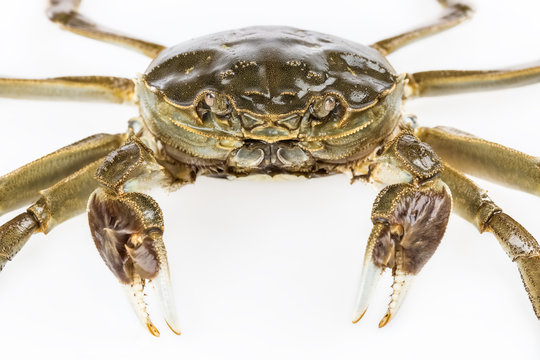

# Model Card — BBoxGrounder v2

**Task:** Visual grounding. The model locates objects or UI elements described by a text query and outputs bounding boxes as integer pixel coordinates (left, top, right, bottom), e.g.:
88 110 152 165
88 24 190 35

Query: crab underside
0 0 539 336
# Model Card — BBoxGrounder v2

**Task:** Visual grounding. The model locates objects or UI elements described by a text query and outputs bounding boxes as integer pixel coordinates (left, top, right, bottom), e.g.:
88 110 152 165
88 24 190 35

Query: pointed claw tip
166 321 181 336
147 322 161 337
378 313 391 328
352 308 368 324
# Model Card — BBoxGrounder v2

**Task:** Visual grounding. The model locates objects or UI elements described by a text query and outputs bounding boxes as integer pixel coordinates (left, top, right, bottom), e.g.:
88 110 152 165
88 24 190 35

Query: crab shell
136 26 405 175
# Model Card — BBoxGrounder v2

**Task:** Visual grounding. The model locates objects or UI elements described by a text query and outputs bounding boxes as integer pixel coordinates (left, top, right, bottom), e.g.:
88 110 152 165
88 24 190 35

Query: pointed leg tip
166 321 181 336
378 313 391 328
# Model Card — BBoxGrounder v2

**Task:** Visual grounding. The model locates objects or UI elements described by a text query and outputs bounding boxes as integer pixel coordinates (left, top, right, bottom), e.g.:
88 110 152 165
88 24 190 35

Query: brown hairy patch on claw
88 191 160 284
371 224 395 269
371 184 451 275
391 189 451 274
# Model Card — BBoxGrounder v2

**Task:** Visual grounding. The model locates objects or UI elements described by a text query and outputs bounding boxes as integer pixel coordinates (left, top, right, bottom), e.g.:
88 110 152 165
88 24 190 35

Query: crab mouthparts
226 141 315 172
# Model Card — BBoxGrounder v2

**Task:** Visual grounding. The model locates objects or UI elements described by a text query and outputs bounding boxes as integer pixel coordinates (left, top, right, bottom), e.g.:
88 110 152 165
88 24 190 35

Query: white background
0 0 539 359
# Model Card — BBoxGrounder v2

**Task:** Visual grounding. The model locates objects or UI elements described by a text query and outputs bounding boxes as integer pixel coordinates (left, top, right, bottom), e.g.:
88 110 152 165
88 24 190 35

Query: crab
0 0 539 338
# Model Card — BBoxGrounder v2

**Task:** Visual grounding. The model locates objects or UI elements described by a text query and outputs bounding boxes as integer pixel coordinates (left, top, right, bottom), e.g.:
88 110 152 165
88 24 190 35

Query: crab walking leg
0 158 104 271
406 63 540 97
417 126 540 196
47 0 166 58
0 133 125 216
370 1 472 56
440 165 540 318
87 137 189 336
0 77 136 104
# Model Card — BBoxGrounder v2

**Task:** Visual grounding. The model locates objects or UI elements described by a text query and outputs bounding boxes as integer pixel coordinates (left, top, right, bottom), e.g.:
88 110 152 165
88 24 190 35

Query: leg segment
371 1 473 56
0 133 125 216
0 213 38 271
0 158 103 271
440 165 540 317
87 137 191 336
0 76 136 104
406 63 540 97
47 0 166 58
417 126 540 196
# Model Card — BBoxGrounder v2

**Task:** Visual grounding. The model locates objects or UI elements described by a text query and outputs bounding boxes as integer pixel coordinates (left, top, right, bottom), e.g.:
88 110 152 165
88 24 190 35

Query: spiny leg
370 1 473 56
416 126 540 196
47 0 166 58
0 158 104 270
0 133 125 216
0 76 136 104
406 63 540 97
440 165 540 317
87 136 194 336
351 132 452 326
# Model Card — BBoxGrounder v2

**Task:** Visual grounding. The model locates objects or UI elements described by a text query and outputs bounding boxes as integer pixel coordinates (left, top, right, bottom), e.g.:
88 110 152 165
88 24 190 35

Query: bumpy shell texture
145 26 397 115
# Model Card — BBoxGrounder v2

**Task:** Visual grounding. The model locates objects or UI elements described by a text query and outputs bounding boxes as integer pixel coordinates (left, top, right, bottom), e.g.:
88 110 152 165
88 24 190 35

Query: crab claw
151 234 181 335
352 223 387 323
88 189 181 336
353 181 451 326
123 273 161 336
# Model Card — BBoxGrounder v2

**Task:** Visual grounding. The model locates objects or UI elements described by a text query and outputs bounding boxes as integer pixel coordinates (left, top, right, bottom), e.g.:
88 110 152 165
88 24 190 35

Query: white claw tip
353 261 384 326
166 321 181 336
153 266 182 336
352 308 368 324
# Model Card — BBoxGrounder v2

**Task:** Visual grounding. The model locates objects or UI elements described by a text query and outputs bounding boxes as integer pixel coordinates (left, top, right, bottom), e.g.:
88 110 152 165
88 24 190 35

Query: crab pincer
353 180 452 327
85 138 182 336
88 189 180 336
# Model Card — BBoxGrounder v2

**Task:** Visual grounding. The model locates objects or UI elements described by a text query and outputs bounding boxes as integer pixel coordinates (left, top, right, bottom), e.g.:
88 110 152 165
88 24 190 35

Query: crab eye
202 91 232 116
312 95 338 119
197 92 234 122
324 96 336 112
204 92 216 107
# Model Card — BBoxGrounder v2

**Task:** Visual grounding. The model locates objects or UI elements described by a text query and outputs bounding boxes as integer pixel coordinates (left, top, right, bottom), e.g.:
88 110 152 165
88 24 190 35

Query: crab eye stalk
311 95 338 119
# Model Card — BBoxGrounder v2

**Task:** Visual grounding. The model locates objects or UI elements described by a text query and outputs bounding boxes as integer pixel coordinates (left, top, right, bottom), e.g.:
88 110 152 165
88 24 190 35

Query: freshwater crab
0 0 539 337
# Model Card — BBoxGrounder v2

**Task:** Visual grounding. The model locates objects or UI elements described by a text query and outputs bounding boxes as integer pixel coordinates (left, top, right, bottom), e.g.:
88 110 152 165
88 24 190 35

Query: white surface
0 0 539 359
